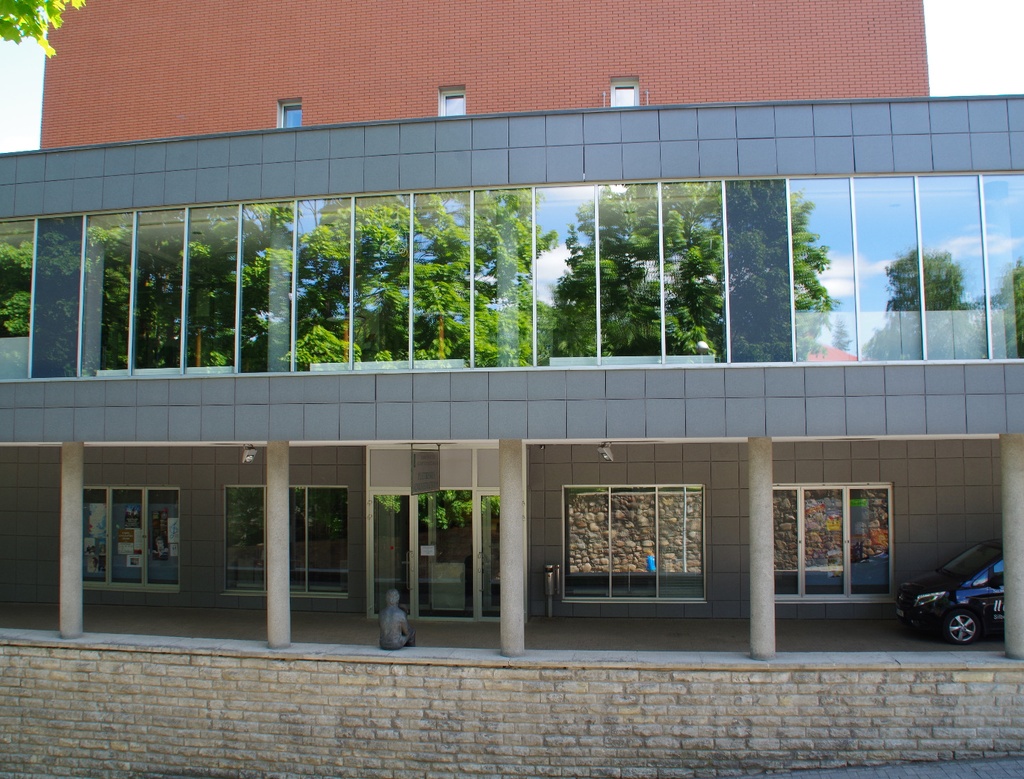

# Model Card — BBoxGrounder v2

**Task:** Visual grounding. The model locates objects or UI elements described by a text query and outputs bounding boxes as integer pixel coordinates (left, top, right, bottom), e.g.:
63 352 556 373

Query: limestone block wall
0 635 1022 779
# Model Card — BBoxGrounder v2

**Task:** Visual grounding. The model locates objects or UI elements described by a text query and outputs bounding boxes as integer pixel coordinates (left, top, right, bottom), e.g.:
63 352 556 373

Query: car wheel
941 609 980 645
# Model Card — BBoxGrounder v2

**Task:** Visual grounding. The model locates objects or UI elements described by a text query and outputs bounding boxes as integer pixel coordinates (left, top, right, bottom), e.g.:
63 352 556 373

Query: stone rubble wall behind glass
566 490 702 575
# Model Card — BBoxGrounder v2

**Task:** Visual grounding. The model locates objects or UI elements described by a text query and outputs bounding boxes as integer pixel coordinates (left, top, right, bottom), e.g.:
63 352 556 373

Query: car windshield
939 542 1002 580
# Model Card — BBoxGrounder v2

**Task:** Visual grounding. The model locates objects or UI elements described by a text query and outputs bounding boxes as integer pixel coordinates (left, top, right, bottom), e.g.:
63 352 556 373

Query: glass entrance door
371 490 500 619
417 490 473 617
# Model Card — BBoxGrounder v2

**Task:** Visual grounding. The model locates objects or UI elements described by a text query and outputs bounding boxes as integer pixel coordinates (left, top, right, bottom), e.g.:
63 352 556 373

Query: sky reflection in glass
791 179 856 361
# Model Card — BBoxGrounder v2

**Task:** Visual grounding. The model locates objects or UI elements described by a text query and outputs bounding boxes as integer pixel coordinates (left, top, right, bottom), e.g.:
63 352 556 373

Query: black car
895 540 1004 645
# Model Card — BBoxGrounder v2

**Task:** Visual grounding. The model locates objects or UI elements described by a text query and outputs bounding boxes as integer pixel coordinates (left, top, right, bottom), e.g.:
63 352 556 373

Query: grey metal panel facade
1 96 1023 447
0 362 1019 445
5 96 1024 219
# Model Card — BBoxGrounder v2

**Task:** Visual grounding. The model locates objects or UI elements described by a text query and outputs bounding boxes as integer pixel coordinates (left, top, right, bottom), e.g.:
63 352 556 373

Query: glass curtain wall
83 213 133 375
0 220 33 379
918 177 987 360
984 176 1024 358
134 210 184 372
32 216 82 378
7 174 1024 378
353 195 410 367
413 192 471 368
295 199 352 371
790 179 856 361
662 181 726 361
186 205 238 372
725 180 792 362
598 184 661 362
473 189 534 367
536 186 595 365
241 203 295 372
855 178 922 361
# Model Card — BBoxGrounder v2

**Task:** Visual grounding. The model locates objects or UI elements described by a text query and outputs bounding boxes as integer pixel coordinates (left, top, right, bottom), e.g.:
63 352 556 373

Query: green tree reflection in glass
187 206 238 370
870 247 976 360
984 176 1024 359
134 210 184 371
0 220 34 379
663 181 725 360
473 189 537 368
413 192 471 367
295 199 354 371
353 195 410 366
725 180 794 363
241 203 295 373
994 261 1024 359
83 213 132 375
597 184 661 360
536 186 594 366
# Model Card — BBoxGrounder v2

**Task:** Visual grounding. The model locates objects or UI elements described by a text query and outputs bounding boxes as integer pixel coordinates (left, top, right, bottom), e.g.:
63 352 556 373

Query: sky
1 0 1024 155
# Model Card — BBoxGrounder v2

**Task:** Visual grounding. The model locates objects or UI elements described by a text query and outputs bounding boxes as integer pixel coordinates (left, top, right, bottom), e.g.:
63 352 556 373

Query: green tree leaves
1 0 85 55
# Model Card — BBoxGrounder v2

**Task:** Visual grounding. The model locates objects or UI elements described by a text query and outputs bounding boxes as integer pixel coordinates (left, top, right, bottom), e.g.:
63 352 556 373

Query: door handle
406 550 414 591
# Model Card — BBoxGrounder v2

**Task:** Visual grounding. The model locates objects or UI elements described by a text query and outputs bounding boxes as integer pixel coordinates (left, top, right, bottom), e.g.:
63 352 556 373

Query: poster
84 537 106 573
85 503 107 538
123 505 141 529
151 509 169 559
118 528 141 555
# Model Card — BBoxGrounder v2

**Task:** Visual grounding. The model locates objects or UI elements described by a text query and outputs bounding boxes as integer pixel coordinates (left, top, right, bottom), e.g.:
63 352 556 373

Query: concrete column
60 442 85 639
748 437 776 660
1001 434 1024 660
266 441 291 649
499 439 525 657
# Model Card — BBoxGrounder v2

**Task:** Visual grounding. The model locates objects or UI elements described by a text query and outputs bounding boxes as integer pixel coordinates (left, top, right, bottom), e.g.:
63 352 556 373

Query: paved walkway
734 756 1024 778
0 602 1007 653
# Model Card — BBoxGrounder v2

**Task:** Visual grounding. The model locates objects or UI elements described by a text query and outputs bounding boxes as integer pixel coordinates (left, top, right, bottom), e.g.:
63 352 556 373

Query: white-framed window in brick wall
610 78 640 107
773 484 892 600
439 87 466 116
278 100 302 128
563 485 705 600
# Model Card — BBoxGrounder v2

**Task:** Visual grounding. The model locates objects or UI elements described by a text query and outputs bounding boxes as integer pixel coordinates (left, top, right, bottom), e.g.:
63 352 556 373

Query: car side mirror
990 572 1003 588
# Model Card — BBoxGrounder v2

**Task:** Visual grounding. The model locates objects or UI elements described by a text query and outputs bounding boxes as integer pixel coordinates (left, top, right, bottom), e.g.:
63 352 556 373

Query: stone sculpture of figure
379 589 416 650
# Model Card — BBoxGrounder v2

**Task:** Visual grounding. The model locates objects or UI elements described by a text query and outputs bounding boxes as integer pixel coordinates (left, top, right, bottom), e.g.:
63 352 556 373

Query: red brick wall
41 0 928 149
